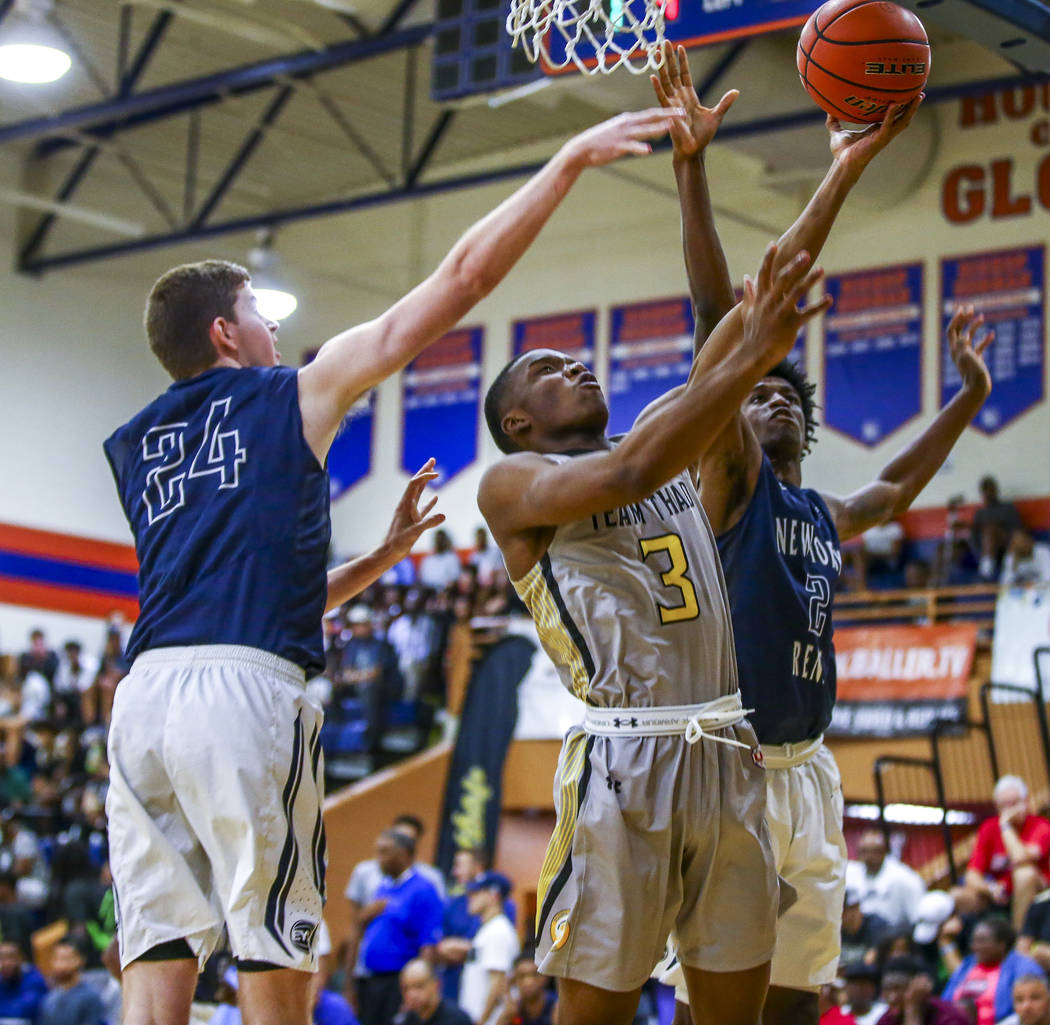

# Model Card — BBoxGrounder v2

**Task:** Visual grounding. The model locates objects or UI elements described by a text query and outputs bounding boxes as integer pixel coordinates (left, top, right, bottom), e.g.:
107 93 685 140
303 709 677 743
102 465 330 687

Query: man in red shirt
960 776 1050 930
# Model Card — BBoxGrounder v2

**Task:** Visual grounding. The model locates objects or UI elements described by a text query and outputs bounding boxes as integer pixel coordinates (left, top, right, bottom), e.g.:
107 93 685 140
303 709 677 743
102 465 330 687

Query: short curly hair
765 357 819 455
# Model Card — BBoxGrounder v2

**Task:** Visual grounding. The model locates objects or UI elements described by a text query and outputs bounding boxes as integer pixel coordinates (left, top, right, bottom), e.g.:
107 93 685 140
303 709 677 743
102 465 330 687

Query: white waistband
133 645 305 685
760 735 824 770
583 694 753 750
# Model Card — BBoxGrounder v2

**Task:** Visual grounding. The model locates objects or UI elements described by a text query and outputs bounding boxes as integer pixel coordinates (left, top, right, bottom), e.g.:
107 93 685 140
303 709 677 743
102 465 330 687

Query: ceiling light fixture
248 229 298 322
0 0 72 84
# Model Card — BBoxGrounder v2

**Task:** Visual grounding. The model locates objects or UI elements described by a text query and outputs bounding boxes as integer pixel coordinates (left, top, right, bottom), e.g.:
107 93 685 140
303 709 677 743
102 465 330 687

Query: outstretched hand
828 94 922 175
565 106 687 168
384 458 445 557
650 40 738 159
946 304 993 399
741 242 831 365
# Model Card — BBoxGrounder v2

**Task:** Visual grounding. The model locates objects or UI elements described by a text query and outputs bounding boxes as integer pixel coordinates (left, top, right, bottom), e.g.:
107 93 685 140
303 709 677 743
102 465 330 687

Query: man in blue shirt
0 940 48 1024
359 830 443 1025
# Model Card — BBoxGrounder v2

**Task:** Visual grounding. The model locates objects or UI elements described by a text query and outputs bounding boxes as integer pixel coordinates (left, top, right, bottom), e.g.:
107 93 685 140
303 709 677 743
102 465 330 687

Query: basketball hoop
506 0 667 75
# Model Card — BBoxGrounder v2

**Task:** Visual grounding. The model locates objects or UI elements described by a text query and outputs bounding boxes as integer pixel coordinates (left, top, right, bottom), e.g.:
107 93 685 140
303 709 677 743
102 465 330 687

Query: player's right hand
741 241 831 365
650 40 738 159
564 107 686 168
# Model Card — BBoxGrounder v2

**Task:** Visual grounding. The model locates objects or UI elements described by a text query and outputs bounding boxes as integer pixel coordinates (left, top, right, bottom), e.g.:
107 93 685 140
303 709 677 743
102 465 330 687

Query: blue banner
328 390 375 500
608 297 694 437
512 309 596 364
402 326 483 485
823 263 924 447
940 246 1045 434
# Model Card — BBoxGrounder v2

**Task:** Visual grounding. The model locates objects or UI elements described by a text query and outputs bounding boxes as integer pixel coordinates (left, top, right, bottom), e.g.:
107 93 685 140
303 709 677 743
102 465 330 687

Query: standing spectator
439 847 489 1003
1000 531 1050 588
37 938 104 1025
843 962 889 1025
0 812 48 909
357 830 443 1025
18 630 57 687
458 872 518 1025
972 476 1022 580
847 831 928 929
960 777 1050 930
843 886 892 966
386 590 442 702
0 939 48 1024
470 528 505 589
497 953 555 1025
51 642 97 724
338 606 405 753
1019 891 1050 972
419 530 462 592
876 957 969 1025
88 629 127 726
943 918 1044 1025
396 958 471 1025
0 873 36 958
912 891 960 981
1001 974 1050 1025
17 671 50 725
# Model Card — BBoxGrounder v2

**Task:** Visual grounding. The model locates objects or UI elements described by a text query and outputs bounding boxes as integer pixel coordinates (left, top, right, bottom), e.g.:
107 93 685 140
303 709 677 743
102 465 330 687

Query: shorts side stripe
535 733 593 939
308 722 326 899
264 711 305 956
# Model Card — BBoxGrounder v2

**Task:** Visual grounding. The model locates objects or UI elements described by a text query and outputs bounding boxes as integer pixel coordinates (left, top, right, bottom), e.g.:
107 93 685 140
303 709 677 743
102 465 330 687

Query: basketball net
506 0 667 75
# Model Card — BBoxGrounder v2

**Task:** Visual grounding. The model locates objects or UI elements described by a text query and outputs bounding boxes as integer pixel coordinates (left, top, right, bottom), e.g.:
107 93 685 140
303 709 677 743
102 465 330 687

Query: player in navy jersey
103 106 686 1025
652 44 993 1025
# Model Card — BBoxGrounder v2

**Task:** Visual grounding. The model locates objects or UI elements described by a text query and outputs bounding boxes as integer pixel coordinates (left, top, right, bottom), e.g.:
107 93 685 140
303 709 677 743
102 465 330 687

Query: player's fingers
712 89 739 122
419 495 439 518
756 241 778 294
826 114 842 134
742 275 756 307
666 40 682 89
975 330 995 356
651 74 671 108
678 45 694 90
411 457 437 477
417 512 446 534
773 249 812 297
788 264 825 304
797 292 834 324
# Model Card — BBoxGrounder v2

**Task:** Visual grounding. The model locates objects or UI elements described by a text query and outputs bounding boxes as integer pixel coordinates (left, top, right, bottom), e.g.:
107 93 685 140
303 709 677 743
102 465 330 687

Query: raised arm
324 460 444 613
298 108 685 461
822 306 993 542
481 244 830 576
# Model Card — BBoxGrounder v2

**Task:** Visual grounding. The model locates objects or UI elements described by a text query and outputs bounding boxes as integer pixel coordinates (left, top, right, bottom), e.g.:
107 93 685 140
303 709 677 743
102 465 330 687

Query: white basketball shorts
106 645 326 972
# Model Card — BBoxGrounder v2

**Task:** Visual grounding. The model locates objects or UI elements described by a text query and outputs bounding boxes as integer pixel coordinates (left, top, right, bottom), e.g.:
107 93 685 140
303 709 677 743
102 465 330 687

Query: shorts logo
751 746 765 768
550 909 571 951
290 920 318 954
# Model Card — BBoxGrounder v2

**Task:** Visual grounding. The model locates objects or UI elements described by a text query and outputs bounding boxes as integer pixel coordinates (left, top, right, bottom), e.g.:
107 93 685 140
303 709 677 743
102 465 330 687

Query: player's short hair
979 915 1015 949
485 355 528 454
1015 974 1049 992
765 358 819 455
393 813 424 838
145 260 250 381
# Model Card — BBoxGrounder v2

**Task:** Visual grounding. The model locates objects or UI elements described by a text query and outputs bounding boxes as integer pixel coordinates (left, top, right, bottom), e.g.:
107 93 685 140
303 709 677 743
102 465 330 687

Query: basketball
796 0 930 123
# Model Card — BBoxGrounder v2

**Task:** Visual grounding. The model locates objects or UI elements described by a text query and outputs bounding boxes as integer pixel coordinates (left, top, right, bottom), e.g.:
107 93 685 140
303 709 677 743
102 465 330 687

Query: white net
506 0 667 76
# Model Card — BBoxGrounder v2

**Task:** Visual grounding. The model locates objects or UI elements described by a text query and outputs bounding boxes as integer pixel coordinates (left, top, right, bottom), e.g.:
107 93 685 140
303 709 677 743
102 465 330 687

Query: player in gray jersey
479 241 831 1025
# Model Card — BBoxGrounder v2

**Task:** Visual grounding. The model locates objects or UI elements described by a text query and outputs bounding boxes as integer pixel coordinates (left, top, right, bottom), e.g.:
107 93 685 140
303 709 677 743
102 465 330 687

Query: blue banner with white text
402 326 483 484
608 297 694 437
940 246 1045 434
823 263 924 446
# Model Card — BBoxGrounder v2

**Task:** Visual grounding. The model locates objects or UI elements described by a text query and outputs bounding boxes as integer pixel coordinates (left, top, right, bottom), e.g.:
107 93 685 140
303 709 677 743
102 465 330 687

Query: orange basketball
796 0 930 123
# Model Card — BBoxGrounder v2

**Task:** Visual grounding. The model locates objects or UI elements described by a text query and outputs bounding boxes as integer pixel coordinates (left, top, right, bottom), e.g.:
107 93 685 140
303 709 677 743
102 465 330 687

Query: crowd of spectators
840 476 1050 594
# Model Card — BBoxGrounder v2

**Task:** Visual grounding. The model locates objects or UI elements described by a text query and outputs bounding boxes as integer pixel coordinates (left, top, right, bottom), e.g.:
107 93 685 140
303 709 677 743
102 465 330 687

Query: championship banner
302 348 373 499
828 623 978 737
328 390 375 500
608 297 694 436
941 246 1045 433
991 584 1050 692
401 326 483 485
823 263 923 446
512 309 596 364
436 634 534 874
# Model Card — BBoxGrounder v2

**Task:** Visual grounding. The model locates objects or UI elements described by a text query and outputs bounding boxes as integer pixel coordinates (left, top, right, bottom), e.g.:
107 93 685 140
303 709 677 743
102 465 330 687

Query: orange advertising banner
830 624 978 737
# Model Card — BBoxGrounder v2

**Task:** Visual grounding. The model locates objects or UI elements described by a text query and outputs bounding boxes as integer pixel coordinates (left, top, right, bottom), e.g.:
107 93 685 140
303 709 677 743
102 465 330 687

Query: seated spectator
0 873 36 959
89 629 127 726
843 961 889 1025
387 590 442 703
1019 890 1050 972
1001 531 1050 588
847 831 927 929
0 939 48 1024
17 671 50 725
470 527 505 589
37 937 104 1025
1001 974 1050 1025
0 812 48 910
843 886 892 966
959 776 1050 930
877 956 969 1025
51 642 96 724
419 530 462 592
972 477 1022 580
396 958 471 1025
458 872 519 1025
860 520 907 588
913 891 960 981
497 953 555 1025
943 917 1044 1025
